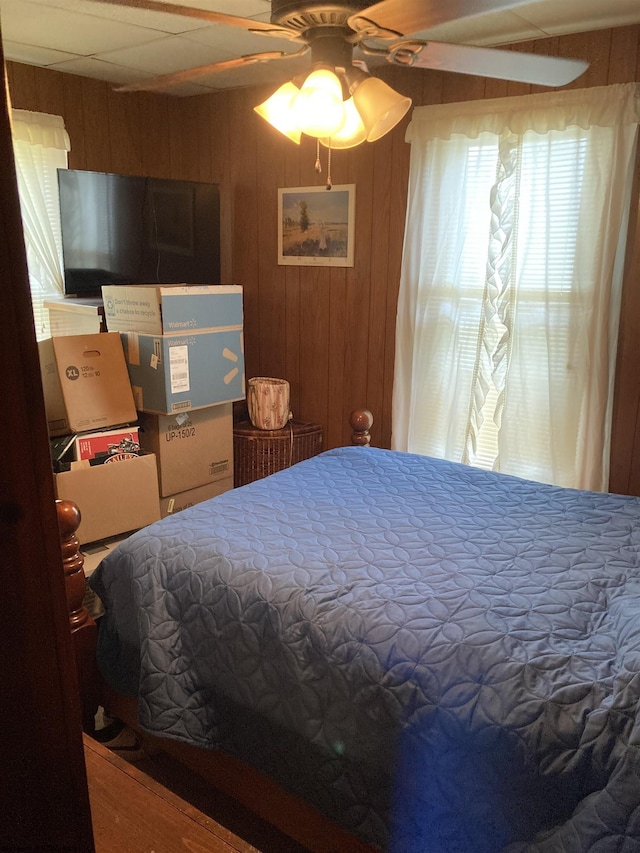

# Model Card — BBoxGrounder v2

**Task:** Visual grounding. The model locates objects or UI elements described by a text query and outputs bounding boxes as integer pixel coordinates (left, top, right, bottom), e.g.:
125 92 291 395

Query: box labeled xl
39 332 137 436
121 329 245 415
138 403 233 496
102 284 243 335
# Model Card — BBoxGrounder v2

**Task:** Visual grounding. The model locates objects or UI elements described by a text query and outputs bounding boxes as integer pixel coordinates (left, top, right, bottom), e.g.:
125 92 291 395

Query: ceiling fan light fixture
253 81 302 144
351 76 412 142
320 97 367 149
291 68 346 138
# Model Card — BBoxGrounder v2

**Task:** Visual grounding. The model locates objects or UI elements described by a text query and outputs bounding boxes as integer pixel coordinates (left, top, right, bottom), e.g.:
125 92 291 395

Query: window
10 110 70 340
393 83 639 491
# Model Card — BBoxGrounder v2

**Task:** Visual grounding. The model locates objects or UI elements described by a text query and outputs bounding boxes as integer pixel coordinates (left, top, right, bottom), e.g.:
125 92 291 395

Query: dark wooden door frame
0 38 95 851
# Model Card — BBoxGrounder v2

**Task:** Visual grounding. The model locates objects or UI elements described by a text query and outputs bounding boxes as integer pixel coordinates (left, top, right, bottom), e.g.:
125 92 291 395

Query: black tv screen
57 169 220 298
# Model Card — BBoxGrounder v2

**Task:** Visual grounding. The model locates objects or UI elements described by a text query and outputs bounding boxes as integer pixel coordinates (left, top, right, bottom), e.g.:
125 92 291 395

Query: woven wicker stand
233 419 323 486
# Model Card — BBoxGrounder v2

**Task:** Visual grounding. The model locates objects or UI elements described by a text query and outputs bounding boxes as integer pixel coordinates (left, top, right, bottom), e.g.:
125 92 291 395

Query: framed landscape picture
278 184 355 267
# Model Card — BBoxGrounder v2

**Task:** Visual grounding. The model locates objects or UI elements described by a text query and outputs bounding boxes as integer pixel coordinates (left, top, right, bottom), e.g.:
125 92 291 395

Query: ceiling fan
85 0 589 151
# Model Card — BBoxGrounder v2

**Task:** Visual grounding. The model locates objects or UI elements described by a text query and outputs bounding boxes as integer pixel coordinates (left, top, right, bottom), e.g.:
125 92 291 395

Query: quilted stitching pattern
90 447 640 851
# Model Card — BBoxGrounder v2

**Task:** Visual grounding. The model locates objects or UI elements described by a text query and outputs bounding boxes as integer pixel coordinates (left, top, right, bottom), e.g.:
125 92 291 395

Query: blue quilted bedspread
89 446 640 851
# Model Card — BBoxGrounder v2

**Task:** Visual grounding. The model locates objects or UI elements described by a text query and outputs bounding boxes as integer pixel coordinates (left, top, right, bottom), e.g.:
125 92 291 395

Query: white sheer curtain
11 109 70 340
393 83 639 491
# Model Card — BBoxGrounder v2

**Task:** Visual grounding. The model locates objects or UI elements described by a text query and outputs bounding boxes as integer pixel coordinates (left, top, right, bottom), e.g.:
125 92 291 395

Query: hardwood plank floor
85 734 259 852
86 732 308 853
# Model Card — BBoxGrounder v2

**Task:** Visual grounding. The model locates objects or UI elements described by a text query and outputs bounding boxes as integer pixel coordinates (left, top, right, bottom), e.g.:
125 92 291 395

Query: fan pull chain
313 139 332 190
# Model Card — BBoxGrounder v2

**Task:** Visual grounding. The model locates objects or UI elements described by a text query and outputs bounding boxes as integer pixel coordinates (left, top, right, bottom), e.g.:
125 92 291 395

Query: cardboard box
39 332 137 436
74 427 140 461
138 404 233 497
160 477 233 518
102 284 243 335
121 328 245 415
54 453 161 544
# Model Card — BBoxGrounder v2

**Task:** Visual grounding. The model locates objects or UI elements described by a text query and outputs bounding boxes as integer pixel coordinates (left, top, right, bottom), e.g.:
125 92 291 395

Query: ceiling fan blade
115 48 308 94
349 0 549 38
389 40 588 87
84 0 296 38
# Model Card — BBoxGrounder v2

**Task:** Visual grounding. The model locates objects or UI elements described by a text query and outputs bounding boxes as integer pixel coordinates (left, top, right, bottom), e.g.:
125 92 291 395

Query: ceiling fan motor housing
270 1 372 33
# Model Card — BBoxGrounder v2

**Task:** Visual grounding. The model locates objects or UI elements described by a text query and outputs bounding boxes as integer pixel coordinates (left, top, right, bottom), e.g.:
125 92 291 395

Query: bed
63 410 640 852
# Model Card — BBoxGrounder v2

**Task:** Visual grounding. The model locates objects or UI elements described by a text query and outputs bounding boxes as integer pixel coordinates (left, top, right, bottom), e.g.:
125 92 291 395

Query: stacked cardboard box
137 405 234 517
102 284 244 516
102 284 244 414
39 332 161 544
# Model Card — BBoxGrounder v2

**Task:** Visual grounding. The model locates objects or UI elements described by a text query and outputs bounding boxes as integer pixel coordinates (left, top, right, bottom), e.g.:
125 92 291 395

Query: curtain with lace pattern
393 83 639 491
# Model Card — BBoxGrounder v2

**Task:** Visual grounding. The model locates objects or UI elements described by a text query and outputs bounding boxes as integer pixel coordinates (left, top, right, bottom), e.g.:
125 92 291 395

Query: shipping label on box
122 329 245 415
138 404 233 496
160 477 233 518
75 427 140 461
38 332 137 436
102 284 243 335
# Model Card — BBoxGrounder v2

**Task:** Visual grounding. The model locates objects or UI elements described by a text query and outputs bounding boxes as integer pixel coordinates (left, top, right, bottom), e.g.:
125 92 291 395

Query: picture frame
278 184 356 267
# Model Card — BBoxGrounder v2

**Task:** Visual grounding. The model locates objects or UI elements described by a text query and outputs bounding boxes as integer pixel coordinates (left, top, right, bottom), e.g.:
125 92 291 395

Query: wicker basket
233 419 323 486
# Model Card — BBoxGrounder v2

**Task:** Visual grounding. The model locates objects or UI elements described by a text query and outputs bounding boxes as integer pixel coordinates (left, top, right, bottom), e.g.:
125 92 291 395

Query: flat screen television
57 168 220 298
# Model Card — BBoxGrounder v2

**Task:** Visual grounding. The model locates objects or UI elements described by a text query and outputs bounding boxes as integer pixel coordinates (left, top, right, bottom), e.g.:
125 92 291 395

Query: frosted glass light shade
320 97 367 149
352 77 412 142
292 69 346 138
254 81 302 143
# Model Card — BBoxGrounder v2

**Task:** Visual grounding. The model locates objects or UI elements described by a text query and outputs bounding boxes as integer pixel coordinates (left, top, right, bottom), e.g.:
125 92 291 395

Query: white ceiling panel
513 0 640 36
0 1 161 55
18 0 211 35
1 38 76 67
410 11 547 49
180 23 298 56
0 0 637 96
94 34 236 75
46 55 157 85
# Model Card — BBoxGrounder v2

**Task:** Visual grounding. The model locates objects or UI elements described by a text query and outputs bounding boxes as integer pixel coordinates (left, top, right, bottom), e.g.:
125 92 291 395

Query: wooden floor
85 735 257 852
85 733 308 853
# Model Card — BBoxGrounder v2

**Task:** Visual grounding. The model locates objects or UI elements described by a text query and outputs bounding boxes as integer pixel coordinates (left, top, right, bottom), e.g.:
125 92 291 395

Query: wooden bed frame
57 409 377 853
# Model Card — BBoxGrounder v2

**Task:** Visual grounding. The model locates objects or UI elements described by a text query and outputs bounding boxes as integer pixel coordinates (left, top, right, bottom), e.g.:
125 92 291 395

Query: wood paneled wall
7 24 640 490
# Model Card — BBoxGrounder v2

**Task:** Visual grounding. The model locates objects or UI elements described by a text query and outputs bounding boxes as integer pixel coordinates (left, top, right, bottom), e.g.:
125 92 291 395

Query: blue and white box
102 284 243 335
121 328 245 415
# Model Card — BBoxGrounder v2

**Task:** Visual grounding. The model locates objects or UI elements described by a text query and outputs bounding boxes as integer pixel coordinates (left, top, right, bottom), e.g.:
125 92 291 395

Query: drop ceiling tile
181 24 299 56
36 0 272 32
515 0 640 35
46 56 155 85
94 34 234 75
1 38 75 67
158 0 272 16
2 0 197 35
0 1 165 54
408 11 546 48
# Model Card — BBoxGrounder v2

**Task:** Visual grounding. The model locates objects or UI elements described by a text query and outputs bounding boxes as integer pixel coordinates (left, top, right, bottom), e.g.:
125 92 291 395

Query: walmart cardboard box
54 453 161 545
39 332 137 436
102 284 243 335
159 477 233 518
138 403 233 497
120 328 245 415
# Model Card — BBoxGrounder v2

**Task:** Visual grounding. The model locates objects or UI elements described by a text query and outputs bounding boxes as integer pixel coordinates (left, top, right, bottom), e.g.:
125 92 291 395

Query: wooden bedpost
350 409 373 446
56 499 100 733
